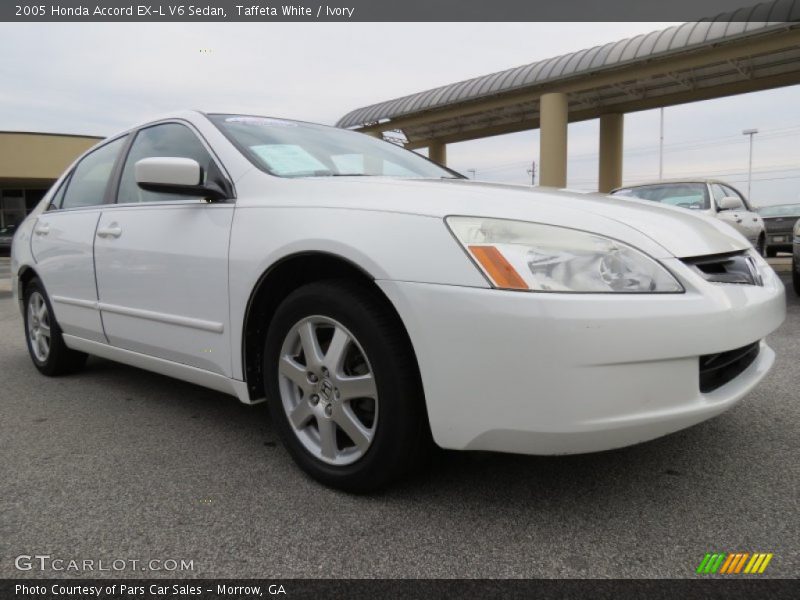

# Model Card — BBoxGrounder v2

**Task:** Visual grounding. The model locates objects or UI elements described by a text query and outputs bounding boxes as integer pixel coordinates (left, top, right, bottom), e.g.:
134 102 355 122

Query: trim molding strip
52 295 224 333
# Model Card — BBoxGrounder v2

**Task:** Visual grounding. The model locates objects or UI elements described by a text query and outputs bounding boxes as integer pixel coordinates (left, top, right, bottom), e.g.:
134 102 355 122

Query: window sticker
331 154 363 174
251 144 329 175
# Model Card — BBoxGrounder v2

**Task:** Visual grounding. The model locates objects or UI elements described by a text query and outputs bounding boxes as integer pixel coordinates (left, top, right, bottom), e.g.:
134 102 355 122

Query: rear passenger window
61 136 127 209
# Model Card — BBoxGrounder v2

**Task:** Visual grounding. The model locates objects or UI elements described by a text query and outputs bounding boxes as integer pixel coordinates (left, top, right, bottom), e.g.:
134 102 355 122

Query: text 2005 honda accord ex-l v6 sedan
11 111 786 491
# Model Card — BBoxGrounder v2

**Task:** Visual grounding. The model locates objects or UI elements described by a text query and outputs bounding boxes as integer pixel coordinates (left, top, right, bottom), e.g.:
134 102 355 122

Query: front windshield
614 183 709 210
758 203 800 217
209 114 460 179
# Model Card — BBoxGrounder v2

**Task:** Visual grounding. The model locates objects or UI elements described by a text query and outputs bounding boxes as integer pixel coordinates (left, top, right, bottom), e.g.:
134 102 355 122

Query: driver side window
712 183 744 210
710 184 727 205
722 185 747 208
117 123 215 204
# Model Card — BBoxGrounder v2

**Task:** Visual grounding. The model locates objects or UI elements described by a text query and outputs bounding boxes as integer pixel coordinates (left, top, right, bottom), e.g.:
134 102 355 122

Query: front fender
227 206 487 379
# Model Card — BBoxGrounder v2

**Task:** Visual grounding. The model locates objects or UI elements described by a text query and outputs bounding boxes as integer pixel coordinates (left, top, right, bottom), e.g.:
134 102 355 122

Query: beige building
0 131 102 228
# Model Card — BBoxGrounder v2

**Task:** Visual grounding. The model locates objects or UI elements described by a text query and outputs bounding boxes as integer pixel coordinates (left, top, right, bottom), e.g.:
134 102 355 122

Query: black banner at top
3 0 800 22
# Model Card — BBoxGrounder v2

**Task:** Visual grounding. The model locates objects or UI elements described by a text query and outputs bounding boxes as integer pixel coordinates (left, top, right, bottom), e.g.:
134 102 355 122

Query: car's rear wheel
793 259 800 296
766 246 777 258
23 277 88 375
263 279 428 492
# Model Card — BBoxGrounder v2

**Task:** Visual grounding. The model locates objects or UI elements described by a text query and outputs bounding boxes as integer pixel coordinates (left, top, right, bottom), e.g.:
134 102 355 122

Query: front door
711 183 757 244
93 122 235 376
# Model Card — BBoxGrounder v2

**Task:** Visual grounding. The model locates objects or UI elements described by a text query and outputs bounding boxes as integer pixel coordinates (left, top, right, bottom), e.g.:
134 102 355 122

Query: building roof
337 0 800 147
0 130 104 140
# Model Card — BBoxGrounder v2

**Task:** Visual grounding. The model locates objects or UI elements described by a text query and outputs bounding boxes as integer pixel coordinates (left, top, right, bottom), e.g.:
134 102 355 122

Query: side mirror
718 196 744 211
135 157 228 201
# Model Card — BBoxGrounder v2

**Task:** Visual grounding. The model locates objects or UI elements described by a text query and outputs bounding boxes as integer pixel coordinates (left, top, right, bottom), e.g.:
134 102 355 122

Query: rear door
29 136 128 342
93 122 235 376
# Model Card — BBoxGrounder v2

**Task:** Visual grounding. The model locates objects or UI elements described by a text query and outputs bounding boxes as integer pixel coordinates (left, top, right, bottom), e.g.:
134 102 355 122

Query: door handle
735 218 743 224
97 225 122 238
34 223 50 236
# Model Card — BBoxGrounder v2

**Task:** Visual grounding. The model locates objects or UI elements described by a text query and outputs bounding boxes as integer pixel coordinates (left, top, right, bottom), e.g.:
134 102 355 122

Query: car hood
277 177 751 259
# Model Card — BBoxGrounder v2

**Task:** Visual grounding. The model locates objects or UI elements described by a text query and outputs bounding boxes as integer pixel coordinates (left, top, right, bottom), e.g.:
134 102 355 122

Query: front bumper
378 257 785 455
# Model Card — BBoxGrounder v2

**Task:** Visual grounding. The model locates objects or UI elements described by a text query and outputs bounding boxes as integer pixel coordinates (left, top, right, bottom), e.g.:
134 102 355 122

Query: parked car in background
0 223 18 255
757 203 800 257
793 219 800 295
10 111 786 491
611 180 766 255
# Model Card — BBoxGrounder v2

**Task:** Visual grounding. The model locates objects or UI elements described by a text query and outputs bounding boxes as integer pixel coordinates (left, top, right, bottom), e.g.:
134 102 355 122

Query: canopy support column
429 141 447 166
598 113 624 193
539 93 568 188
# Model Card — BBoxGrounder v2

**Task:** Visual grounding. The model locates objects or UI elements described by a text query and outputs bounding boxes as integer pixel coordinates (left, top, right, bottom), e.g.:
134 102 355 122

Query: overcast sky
1 22 798 206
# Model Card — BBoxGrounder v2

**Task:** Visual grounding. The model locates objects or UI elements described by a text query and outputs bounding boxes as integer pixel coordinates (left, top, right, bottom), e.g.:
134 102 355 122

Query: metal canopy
336 0 800 148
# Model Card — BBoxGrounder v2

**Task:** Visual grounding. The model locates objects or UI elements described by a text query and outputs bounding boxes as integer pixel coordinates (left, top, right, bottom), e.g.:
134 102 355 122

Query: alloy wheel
277 316 379 466
27 291 51 362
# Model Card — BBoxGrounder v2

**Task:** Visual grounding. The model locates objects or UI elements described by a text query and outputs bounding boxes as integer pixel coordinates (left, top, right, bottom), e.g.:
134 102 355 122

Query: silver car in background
611 179 766 256
757 203 800 257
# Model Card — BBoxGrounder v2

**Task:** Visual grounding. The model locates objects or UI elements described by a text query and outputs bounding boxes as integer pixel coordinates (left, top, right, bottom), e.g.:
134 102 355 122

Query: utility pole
742 128 758 200
467 168 476 180
527 160 536 186
658 108 664 180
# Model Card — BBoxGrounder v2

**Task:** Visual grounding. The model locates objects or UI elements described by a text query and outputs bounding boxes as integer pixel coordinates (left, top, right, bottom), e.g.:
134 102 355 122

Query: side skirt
62 335 261 405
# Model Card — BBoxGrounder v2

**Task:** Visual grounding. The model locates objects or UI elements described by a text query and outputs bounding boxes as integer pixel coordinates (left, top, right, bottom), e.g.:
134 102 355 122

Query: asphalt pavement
0 265 798 578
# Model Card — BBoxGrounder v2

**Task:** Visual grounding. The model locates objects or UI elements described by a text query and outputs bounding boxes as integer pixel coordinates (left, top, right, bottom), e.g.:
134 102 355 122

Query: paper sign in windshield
251 144 328 175
227 116 297 127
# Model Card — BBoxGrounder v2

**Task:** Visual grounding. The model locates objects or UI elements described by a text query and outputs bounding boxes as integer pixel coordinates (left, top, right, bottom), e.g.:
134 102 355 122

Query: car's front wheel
756 235 766 257
263 280 428 492
23 277 87 375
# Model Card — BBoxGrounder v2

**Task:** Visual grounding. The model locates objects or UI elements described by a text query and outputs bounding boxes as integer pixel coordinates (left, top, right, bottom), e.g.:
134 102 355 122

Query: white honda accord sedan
11 111 785 491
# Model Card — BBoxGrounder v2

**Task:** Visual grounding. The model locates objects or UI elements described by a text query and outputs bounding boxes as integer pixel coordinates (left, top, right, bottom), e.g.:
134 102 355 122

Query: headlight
446 216 683 293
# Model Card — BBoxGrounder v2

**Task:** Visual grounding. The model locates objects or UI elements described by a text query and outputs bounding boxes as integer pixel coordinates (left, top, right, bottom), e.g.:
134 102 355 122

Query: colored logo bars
696 552 774 574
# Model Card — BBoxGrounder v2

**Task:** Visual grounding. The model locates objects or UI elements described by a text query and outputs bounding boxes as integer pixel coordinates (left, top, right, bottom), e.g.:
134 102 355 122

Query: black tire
263 279 429 492
23 277 88 376
793 261 800 296
766 246 777 258
756 236 766 257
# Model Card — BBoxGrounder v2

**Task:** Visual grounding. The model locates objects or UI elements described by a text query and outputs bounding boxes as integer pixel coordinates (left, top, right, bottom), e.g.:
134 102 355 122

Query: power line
464 122 800 174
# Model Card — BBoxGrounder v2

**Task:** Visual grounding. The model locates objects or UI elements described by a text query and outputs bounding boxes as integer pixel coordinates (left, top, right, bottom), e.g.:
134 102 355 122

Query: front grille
699 342 760 393
683 251 763 286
